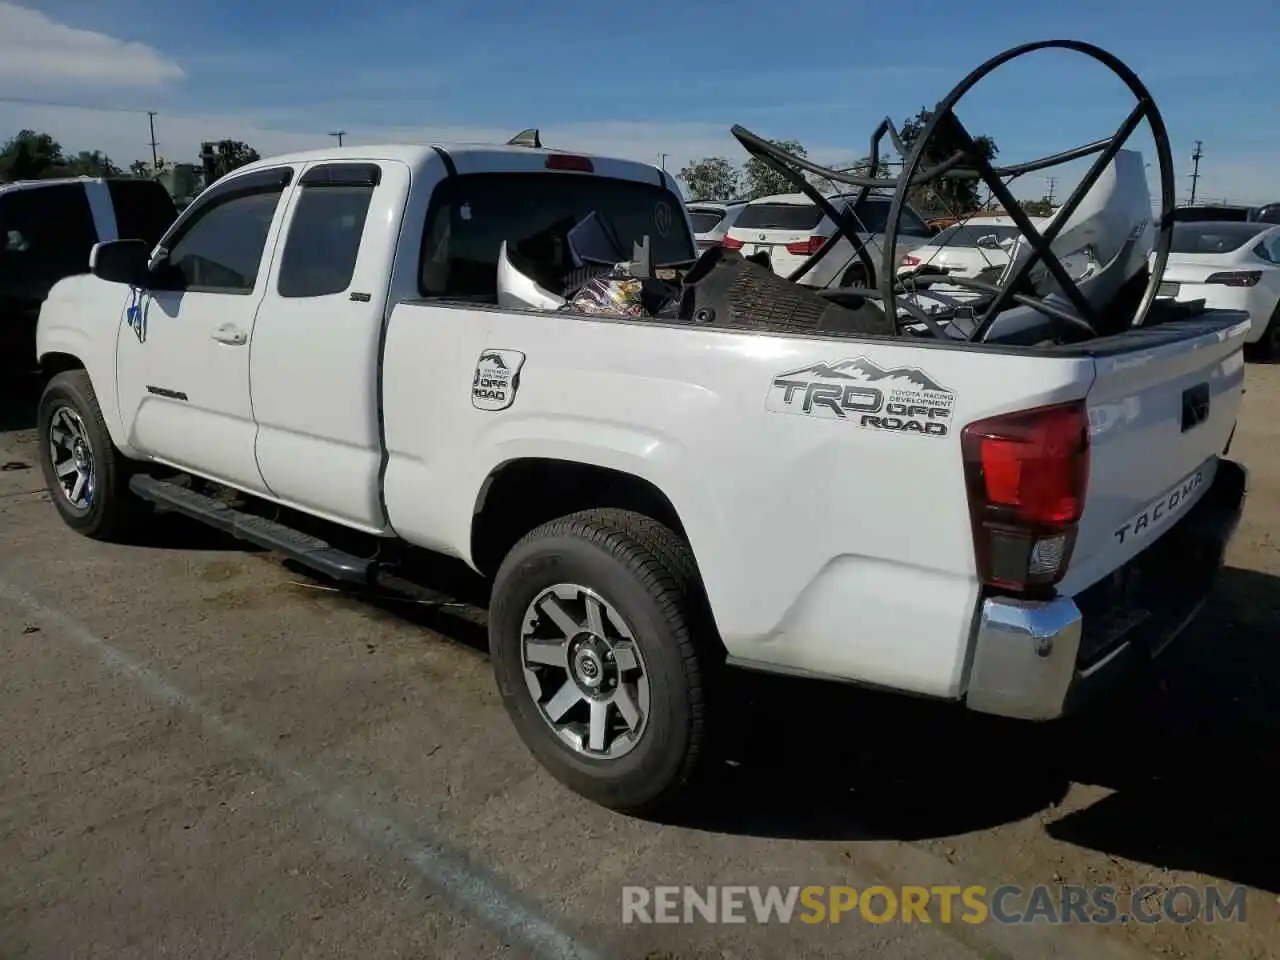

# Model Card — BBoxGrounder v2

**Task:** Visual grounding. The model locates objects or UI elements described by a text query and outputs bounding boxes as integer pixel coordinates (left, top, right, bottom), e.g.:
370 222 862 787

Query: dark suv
1 177 178 371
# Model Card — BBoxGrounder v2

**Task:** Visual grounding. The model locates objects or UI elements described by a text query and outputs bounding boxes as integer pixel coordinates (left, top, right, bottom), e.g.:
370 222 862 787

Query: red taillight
900 254 921 267
545 153 594 172
960 401 1090 594
722 235 745 250
1204 270 1261 287
784 236 826 256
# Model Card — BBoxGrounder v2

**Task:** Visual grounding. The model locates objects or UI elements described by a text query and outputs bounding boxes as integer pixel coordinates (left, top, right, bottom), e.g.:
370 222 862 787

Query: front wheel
37 369 145 540
488 509 713 813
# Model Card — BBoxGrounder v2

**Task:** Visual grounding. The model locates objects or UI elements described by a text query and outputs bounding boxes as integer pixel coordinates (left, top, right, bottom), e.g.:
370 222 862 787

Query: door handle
211 324 247 345
1181 382 1210 432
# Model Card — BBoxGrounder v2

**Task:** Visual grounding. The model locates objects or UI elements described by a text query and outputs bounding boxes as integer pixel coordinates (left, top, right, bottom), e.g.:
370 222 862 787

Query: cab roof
230 142 674 189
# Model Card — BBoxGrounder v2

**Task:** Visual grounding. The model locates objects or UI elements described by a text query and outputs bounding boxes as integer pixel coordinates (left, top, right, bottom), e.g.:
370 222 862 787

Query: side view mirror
976 234 1001 250
90 239 151 286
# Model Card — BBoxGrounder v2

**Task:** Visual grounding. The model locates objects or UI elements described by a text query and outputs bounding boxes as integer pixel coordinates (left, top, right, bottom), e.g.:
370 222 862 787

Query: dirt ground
1 358 1278 960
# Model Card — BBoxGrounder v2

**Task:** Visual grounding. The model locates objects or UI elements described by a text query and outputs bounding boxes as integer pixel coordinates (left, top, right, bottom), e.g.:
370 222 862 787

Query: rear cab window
418 172 694 300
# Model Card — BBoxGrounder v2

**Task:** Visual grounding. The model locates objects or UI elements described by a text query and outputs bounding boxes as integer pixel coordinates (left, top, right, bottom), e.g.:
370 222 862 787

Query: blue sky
2 0 1277 203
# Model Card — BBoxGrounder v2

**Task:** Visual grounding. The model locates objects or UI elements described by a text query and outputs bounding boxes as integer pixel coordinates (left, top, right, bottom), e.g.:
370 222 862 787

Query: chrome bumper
965 596 1084 720
964 458 1248 722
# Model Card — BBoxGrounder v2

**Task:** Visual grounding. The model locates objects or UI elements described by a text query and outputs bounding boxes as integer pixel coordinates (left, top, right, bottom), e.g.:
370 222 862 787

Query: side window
0 184 98 278
161 189 282 294
898 206 933 237
106 180 179 247
1267 235 1280 263
276 172 376 298
850 199 890 234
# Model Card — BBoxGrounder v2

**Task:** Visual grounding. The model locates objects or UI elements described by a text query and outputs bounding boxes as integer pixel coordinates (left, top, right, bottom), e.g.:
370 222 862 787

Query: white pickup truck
34 141 1249 813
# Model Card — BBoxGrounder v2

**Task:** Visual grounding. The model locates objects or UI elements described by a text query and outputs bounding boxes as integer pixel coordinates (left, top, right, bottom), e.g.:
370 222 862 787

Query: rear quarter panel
382 305 1096 699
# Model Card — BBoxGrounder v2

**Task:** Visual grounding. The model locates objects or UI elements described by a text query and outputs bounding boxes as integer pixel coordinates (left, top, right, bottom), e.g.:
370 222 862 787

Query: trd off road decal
472 349 526 411
766 356 956 437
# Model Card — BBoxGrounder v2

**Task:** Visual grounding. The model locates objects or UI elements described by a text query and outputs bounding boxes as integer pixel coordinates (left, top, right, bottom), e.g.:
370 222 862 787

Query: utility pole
146 111 159 169
329 130 346 146
1045 176 1058 205
1189 140 1203 205
659 153 667 171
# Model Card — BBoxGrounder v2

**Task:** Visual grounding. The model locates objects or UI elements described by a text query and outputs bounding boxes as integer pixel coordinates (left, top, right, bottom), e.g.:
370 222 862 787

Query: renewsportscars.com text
621 884 1248 926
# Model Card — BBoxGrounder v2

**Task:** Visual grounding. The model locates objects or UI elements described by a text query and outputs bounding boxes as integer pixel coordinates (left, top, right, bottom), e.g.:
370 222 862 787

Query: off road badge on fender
766 356 956 437
472 349 526 411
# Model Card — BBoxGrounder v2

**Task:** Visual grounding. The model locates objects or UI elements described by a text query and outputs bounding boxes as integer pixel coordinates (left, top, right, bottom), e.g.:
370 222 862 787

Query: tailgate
1060 314 1250 595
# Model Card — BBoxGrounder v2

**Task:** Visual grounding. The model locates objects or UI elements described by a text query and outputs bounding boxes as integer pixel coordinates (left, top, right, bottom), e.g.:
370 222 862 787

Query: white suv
723 192 934 288
687 200 747 252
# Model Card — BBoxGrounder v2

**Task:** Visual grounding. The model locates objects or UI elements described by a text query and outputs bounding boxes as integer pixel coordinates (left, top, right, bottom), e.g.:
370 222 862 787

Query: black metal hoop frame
729 39 1176 342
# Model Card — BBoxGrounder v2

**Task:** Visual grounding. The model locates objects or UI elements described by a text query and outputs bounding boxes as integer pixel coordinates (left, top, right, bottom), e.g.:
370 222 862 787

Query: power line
1189 140 1203 205
0 94 152 115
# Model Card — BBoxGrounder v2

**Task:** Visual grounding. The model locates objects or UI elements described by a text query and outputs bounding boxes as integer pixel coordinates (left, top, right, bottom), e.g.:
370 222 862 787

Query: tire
489 509 713 813
37 369 145 540
1253 302 1280 361
840 263 871 289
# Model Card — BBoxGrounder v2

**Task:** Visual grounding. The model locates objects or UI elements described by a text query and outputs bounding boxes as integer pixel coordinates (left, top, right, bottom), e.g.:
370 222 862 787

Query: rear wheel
1254 301 1280 360
488 509 712 813
37 370 145 540
840 263 872 289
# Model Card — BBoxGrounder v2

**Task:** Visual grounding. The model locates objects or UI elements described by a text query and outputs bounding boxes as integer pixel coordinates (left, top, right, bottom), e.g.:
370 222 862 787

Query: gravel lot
1 361 1277 960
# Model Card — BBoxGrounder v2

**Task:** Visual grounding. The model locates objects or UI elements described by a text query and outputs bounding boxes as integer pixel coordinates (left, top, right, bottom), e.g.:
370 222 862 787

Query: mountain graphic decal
776 357 949 393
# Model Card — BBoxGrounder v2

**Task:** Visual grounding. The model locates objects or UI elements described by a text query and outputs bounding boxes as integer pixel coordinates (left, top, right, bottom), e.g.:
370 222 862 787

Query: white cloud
0 1 184 88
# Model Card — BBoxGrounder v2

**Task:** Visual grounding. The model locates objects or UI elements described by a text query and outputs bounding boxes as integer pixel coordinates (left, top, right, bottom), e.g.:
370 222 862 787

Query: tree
741 138 807 200
1019 197 1056 217
201 140 260 181
65 150 122 178
678 157 739 201
0 129 64 181
898 108 998 215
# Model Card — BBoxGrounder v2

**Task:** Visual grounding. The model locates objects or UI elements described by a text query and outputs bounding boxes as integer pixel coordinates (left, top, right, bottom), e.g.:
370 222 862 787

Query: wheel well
40 352 85 383
471 458 688 576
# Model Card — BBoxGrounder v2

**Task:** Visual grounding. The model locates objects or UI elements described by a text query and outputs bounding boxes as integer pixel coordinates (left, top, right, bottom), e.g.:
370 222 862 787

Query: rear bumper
964 458 1248 721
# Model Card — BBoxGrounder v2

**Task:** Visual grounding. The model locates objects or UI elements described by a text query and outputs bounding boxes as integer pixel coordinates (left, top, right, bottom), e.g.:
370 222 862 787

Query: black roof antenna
507 128 542 148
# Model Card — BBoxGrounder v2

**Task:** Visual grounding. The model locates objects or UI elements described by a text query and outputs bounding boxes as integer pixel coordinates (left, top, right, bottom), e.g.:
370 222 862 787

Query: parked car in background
687 200 746 252
896 216 1051 280
1249 202 1280 225
722 192 934 289
1 177 178 371
1155 220 1280 358
1173 202 1280 225
1174 203 1251 223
